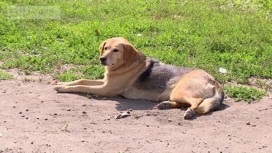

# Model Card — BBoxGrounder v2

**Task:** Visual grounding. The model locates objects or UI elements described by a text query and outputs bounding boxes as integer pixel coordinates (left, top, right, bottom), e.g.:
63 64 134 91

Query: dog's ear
99 40 107 56
123 43 138 64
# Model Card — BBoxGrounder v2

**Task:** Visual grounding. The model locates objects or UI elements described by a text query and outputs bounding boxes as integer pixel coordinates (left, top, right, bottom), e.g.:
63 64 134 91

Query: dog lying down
54 37 224 119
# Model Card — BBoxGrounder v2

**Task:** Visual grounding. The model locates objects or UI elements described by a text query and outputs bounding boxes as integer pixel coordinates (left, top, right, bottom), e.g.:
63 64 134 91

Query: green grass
0 70 13 80
0 0 271 101
224 85 268 103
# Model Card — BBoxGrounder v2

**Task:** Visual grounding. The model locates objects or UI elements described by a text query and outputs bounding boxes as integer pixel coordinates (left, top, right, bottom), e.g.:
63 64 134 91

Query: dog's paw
155 101 170 110
51 80 66 85
53 85 67 93
183 108 196 120
56 82 65 85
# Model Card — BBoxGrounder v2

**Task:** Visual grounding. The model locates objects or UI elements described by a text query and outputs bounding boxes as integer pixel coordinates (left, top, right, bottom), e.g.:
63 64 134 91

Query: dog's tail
196 81 224 114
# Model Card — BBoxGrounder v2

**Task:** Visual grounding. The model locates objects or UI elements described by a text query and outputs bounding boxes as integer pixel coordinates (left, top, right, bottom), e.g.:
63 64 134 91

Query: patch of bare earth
0 69 272 153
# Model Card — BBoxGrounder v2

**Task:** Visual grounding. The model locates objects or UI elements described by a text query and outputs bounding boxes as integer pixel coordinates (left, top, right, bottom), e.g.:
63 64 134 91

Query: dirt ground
0 69 272 153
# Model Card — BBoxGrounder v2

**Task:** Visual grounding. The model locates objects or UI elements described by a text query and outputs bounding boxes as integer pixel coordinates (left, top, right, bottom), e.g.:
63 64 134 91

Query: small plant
63 123 69 131
133 114 142 119
86 93 92 99
22 77 31 82
24 70 31 75
224 85 268 103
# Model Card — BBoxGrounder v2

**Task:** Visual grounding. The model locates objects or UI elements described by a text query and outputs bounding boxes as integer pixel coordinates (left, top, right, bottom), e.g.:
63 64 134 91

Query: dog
54 37 224 119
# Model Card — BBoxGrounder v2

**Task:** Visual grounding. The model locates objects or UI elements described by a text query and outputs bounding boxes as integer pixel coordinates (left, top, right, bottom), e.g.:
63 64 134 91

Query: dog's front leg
63 79 104 86
54 84 118 97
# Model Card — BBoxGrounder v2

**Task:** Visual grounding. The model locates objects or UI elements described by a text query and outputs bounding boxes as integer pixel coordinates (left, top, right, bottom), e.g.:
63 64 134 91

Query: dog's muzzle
100 56 107 65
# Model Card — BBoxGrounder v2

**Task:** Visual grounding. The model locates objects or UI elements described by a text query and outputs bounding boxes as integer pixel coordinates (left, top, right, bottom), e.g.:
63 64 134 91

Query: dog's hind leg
173 97 204 120
156 101 190 110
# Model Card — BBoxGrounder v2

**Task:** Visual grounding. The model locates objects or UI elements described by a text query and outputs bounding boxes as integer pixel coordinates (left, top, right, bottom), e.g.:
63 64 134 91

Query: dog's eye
104 47 107 50
113 49 119 52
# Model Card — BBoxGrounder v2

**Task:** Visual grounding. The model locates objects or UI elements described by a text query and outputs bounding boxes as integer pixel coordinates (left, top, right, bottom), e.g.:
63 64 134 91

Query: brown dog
54 37 224 119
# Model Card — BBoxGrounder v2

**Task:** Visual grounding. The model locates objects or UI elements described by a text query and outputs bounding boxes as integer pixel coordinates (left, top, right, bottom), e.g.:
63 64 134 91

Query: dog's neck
105 54 146 75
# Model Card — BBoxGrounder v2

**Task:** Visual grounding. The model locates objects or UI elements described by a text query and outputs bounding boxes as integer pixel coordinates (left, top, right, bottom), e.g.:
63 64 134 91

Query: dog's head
99 37 141 67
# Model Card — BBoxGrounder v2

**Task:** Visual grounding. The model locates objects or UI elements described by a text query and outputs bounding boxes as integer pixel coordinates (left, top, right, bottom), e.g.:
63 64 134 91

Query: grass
0 0 271 101
224 85 268 103
0 70 13 80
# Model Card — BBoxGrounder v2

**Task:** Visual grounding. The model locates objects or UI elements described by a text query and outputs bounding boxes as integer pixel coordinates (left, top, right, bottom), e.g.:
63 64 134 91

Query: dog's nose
100 56 107 62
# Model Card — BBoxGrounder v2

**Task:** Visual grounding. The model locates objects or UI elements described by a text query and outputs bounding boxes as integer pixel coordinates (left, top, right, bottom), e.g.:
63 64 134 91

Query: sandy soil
0 69 272 153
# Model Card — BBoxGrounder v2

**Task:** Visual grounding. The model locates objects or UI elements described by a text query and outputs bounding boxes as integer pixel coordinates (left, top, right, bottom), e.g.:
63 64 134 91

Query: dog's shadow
73 93 230 117
200 103 230 118
107 96 158 111
73 93 158 111
113 97 230 113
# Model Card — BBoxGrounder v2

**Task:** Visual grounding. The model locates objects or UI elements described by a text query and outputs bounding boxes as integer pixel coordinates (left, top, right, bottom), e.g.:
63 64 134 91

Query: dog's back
134 57 195 93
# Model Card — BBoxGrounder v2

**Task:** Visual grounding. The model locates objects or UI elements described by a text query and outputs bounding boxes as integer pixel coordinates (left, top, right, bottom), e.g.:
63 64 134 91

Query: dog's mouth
100 61 115 66
99 57 116 66
100 61 107 66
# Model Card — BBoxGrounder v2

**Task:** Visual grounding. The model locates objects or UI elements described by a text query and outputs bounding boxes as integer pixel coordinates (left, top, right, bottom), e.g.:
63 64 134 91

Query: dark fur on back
134 57 195 92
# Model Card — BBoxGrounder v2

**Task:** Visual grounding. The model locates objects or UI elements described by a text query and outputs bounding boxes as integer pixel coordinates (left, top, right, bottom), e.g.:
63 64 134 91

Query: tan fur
55 37 146 96
54 37 224 119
